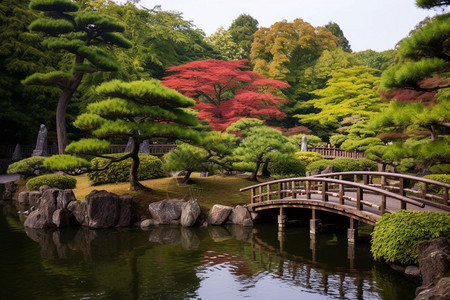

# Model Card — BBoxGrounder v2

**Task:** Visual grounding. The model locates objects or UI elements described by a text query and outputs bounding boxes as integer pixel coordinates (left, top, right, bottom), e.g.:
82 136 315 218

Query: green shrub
430 164 450 174
307 158 360 173
357 158 378 171
87 153 164 184
420 174 450 194
7 156 48 177
26 174 77 191
294 151 323 166
371 210 450 265
268 156 306 177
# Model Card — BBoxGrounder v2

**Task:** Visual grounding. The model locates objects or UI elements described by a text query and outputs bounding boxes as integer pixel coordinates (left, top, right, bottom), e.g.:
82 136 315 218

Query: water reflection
0 204 418 299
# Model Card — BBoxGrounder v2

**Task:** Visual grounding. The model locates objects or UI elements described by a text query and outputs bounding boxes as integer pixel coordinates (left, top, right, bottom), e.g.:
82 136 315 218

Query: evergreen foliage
421 174 450 194
88 153 163 185
24 0 131 154
294 152 323 166
228 14 259 59
7 156 49 177
26 174 76 190
371 210 450 265
268 154 306 178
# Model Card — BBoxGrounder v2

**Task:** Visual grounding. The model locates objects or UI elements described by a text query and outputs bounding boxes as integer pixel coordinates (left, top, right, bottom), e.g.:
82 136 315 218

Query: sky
137 0 445 52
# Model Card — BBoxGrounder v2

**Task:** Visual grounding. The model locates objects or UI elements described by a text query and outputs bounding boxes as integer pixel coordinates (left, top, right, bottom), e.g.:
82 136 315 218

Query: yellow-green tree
296 66 387 134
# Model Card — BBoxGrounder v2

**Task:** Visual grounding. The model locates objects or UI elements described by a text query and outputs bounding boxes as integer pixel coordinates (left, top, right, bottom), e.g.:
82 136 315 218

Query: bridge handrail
240 177 425 211
311 171 449 207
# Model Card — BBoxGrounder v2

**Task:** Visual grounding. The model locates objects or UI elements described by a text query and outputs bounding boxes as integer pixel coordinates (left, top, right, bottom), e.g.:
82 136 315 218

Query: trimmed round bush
357 158 378 171
268 156 306 177
87 153 164 184
420 174 450 195
294 151 323 166
7 156 48 177
430 164 450 174
371 210 450 265
307 158 360 173
26 174 77 191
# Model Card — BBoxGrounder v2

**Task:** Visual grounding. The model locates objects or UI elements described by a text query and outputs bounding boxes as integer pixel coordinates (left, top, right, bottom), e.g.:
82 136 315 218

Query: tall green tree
324 22 351 52
46 79 201 190
354 49 395 72
296 66 387 137
228 14 259 59
23 0 132 154
0 0 62 144
206 27 244 60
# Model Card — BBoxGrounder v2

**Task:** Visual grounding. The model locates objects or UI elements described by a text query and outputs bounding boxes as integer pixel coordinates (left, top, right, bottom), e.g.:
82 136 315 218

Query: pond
0 203 419 300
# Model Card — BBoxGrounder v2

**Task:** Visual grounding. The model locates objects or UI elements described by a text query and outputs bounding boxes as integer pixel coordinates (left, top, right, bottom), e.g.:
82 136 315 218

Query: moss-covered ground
72 173 256 219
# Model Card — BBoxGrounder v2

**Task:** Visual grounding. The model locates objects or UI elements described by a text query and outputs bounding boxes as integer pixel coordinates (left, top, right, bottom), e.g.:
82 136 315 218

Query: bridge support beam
310 208 322 235
278 207 286 229
347 218 358 244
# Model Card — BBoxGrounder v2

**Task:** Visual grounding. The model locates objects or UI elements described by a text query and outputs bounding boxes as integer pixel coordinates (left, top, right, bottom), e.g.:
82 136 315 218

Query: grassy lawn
72 173 256 219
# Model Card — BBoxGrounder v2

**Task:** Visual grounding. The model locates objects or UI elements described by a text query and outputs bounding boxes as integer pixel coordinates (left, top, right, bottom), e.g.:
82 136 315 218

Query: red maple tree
162 59 289 131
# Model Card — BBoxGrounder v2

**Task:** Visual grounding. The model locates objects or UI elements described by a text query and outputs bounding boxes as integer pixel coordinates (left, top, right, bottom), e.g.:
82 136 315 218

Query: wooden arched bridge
240 171 449 242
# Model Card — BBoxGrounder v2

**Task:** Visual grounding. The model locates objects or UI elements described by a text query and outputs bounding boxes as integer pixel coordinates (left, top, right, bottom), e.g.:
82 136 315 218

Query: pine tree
23 0 131 154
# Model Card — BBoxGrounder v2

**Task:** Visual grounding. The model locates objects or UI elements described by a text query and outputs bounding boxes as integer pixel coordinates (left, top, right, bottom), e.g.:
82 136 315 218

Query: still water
0 203 418 300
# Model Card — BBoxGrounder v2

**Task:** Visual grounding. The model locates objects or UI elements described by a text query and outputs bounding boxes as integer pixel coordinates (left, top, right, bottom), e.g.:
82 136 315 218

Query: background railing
308 146 365 159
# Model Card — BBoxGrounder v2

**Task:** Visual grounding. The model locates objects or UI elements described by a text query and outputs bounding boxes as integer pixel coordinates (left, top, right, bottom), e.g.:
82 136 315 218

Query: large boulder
227 205 253 226
148 199 185 224
85 190 121 229
24 188 59 229
416 277 450 300
57 189 76 209
18 191 29 205
117 195 134 227
29 191 42 208
67 200 89 226
180 199 201 227
52 208 78 228
415 237 450 298
207 204 232 225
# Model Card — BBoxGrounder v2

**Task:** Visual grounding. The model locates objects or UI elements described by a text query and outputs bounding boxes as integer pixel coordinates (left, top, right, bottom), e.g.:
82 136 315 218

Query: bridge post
322 181 329 202
347 218 358 244
399 177 406 209
310 209 321 235
443 187 448 206
278 207 286 229
380 176 387 214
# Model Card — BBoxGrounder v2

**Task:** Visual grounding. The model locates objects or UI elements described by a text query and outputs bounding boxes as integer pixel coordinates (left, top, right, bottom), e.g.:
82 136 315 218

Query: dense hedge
7 156 48 177
87 153 164 184
371 210 450 265
268 156 306 177
420 174 450 194
26 174 77 191
294 151 323 166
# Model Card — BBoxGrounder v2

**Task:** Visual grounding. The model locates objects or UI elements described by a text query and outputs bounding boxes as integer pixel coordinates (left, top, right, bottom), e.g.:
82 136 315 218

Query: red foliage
162 59 289 131
281 126 312 136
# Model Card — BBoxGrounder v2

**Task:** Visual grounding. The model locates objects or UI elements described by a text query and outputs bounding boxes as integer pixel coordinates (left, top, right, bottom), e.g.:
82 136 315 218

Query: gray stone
139 139 150 154
67 200 89 226
117 195 134 227
140 219 158 229
125 137 134 152
300 136 308 152
207 204 233 225
39 185 51 193
180 198 201 227
417 237 450 289
227 205 253 226
57 189 76 209
52 209 78 228
2 181 18 200
39 188 59 221
29 191 42 207
415 277 450 300
24 210 55 228
86 190 120 228
32 124 48 157
148 199 185 224
18 191 30 205
405 265 421 278
12 144 22 161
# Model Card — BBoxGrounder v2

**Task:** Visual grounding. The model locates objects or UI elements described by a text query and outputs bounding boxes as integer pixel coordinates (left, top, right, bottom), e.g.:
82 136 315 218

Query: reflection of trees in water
16 217 418 300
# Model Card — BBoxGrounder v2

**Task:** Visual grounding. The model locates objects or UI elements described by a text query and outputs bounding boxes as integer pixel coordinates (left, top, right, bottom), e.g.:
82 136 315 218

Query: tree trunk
261 160 270 177
56 70 84 154
250 161 261 181
182 170 192 184
129 138 150 191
